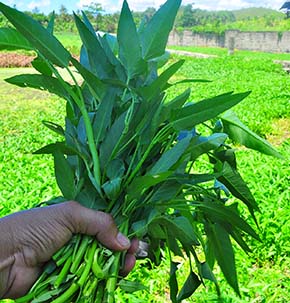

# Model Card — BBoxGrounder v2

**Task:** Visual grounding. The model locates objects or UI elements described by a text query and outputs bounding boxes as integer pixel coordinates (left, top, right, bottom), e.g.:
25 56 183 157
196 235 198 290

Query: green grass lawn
0 47 289 302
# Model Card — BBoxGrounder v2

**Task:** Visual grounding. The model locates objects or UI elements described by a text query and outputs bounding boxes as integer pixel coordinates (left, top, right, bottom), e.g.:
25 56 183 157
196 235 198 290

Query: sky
0 0 285 14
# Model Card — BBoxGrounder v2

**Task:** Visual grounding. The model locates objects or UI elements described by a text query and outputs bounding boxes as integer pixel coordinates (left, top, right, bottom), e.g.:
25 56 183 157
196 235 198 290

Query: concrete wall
168 30 290 53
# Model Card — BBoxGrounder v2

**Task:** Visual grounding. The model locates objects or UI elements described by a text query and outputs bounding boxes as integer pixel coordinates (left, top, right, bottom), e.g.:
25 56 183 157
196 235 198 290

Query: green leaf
119 279 148 293
74 13 112 78
99 112 126 168
169 261 179 303
177 271 201 302
102 177 122 200
33 142 77 156
71 57 105 101
81 11 97 36
138 60 185 101
171 92 251 130
176 173 220 186
0 3 70 67
53 150 76 200
0 27 32 51
197 201 260 240
218 161 260 214
164 88 191 111
118 0 146 78
92 89 116 145
140 0 182 60
221 111 283 158
128 172 173 200
47 11 55 34
5 74 71 101
42 121 65 136
149 134 191 175
200 262 220 295
188 134 228 161
205 222 240 295
153 216 199 246
106 159 125 179
31 56 52 76
149 181 182 203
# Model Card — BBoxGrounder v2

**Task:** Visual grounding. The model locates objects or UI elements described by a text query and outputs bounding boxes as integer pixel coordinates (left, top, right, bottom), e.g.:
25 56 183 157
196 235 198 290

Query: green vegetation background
0 46 289 302
0 5 290 35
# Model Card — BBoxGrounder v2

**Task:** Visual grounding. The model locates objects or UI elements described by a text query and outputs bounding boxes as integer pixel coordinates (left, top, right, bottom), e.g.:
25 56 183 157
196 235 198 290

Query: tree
280 1 290 18
83 2 103 19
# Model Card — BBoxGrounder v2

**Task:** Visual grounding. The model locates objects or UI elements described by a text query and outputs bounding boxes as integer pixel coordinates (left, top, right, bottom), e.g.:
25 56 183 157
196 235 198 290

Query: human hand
0 201 138 299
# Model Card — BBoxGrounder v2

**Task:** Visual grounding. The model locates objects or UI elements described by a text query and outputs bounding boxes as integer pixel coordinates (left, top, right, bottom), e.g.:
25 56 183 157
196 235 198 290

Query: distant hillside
232 7 284 20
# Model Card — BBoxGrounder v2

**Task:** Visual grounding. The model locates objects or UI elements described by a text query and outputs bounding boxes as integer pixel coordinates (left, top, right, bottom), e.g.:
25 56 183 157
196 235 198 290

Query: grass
0 47 289 302
55 32 82 55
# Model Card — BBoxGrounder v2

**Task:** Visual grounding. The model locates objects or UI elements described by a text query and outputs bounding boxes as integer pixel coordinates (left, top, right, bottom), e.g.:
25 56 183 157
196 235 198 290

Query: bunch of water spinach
0 0 282 302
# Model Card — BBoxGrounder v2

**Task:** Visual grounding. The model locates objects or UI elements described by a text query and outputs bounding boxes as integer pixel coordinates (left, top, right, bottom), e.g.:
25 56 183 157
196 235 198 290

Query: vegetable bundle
0 0 281 302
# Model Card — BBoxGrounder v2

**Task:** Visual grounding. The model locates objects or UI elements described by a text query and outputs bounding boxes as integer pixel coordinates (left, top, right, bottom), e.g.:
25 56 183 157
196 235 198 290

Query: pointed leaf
0 3 70 67
140 0 182 60
92 89 116 145
53 150 76 200
128 172 173 200
171 92 251 130
169 261 179 303
218 161 260 213
164 88 191 111
118 0 146 78
153 216 199 246
42 121 65 136
71 57 105 100
102 177 122 200
188 134 228 161
177 271 201 302
221 111 282 158
149 134 191 175
138 60 184 101
99 112 126 168
0 27 32 50
119 279 148 293
47 12 55 34
5 74 71 100
81 11 97 36
74 13 111 78
197 201 260 240
206 222 240 295
31 56 52 76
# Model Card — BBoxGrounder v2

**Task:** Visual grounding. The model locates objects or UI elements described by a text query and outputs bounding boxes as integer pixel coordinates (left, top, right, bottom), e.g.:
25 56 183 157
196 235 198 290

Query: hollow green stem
50 283 79 303
54 256 72 288
70 235 91 273
56 247 73 267
15 293 35 303
65 66 101 191
78 241 96 287
104 220 129 303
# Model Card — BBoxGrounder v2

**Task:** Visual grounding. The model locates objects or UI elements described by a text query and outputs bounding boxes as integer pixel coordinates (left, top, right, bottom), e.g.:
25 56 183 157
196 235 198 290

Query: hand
0 201 138 299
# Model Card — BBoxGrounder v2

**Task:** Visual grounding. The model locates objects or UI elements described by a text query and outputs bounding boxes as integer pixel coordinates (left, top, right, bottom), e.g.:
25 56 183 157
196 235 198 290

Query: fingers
68 201 131 251
120 238 139 277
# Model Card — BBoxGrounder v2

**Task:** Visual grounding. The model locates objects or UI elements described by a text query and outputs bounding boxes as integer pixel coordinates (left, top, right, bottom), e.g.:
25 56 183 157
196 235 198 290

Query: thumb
68 202 130 251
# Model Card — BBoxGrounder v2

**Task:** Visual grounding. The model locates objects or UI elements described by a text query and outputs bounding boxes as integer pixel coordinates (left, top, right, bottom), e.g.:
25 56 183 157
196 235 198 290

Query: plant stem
66 66 101 191
104 220 129 303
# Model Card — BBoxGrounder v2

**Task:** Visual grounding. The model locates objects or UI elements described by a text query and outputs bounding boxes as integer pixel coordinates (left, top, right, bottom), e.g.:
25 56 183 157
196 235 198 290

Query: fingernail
117 232 130 247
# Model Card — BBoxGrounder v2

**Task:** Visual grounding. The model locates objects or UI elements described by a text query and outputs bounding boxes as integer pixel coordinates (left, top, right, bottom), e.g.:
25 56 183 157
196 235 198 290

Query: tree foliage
0 3 288 34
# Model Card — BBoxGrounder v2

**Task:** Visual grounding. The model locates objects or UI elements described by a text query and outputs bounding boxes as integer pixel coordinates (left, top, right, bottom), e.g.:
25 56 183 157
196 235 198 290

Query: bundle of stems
0 0 282 302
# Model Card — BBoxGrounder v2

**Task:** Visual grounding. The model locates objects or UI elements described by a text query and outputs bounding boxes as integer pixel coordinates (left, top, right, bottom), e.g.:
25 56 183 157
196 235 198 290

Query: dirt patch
168 49 218 58
274 60 290 74
267 118 290 145
0 52 79 68
0 52 35 67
